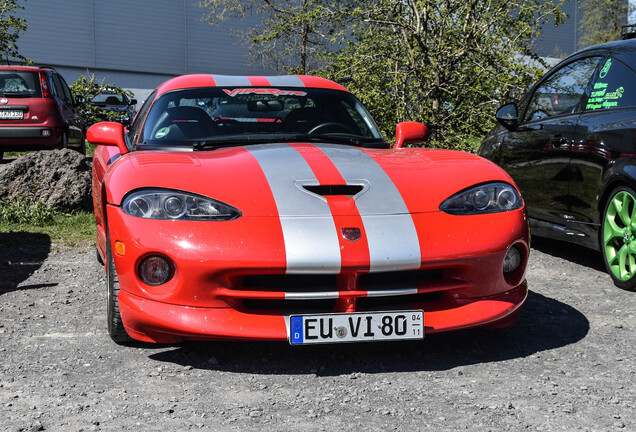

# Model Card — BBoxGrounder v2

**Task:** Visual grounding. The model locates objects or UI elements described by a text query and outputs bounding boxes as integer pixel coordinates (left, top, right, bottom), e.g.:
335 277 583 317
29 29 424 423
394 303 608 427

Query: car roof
0 65 52 72
563 38 636 70
155 74 350 96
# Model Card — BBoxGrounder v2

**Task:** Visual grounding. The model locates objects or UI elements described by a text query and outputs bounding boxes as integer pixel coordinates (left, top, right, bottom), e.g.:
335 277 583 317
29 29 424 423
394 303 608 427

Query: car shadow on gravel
531 236 605 272
0 231 53 295
148 289 589 374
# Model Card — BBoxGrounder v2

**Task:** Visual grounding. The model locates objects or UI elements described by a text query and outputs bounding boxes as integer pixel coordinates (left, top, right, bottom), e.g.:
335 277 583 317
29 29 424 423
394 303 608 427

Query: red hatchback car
0 66 85 160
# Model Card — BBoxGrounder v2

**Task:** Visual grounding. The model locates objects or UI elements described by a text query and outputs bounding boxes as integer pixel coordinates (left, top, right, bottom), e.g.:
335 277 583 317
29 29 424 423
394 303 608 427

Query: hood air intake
303 184 364 197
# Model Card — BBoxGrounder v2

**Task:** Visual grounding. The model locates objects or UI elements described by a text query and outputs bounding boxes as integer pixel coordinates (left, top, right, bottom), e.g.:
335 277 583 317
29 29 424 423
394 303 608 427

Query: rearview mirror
87 121 129 155
394 121 429 149
496 103 519 131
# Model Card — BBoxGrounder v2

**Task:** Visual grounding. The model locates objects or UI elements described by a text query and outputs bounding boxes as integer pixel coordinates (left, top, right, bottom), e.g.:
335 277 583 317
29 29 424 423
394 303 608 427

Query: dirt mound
0 149 92 212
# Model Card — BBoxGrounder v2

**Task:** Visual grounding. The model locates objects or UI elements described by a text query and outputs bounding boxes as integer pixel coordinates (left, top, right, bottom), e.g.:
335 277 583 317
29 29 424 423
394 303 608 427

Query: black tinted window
585 57 636 111
524 57 600 122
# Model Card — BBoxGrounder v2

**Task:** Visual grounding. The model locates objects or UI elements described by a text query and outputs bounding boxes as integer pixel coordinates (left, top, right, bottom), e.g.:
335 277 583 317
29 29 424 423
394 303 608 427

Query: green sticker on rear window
599 58 612 78
155 127 170 138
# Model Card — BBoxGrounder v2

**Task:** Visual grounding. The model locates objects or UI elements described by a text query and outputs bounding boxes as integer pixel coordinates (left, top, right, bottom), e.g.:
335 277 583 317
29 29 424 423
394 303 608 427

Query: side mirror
129 99 137 106
87 121 129 155
496 103 519 131
394 121 429 149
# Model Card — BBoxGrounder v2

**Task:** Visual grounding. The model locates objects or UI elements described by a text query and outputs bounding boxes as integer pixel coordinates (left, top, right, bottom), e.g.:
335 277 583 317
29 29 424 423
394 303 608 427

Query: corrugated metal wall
17 0 263 91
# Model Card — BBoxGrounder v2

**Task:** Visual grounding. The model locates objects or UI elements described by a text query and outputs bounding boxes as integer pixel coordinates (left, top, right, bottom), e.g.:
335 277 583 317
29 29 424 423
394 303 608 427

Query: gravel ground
0 232 634 432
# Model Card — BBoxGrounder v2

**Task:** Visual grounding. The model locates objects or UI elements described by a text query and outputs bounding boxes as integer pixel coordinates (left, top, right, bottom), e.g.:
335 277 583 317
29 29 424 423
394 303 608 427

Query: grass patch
0 199 95 245
2 140 95 159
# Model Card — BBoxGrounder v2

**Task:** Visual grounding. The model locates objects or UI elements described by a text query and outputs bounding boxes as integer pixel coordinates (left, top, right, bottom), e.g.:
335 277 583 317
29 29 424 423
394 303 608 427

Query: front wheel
106 230 133 343
601 186 636 291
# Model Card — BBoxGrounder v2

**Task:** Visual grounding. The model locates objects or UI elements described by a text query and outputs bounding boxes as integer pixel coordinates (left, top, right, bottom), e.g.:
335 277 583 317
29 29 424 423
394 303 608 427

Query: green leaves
578 0 628 49
69 74 134 128
0 0 29 64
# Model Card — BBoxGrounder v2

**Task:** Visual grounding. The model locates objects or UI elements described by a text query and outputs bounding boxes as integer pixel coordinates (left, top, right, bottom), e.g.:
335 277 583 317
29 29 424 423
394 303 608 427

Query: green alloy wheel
602 186 636 291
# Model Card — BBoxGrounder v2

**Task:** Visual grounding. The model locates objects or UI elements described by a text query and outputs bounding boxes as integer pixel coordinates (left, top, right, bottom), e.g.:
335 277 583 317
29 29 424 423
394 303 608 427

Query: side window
57 75 74 104
586 57 636 110
131 91 156 145
524 57 601 122
51 74 69 104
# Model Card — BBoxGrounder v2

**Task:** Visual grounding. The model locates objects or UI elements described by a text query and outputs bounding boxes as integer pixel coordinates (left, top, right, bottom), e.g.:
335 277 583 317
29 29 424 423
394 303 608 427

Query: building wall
17 0 265 100
536 0 580 58
15 0 623 100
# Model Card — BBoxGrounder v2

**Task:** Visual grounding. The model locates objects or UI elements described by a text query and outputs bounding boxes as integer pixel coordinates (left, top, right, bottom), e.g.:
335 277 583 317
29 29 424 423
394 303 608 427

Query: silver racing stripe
246 144 341 274
211 75 252 87
319 145 422 272
266 75 306 87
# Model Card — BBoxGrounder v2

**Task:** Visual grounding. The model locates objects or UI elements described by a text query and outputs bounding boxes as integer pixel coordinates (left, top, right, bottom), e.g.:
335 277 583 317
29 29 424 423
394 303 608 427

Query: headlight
122 189 241 220
440 182 523 215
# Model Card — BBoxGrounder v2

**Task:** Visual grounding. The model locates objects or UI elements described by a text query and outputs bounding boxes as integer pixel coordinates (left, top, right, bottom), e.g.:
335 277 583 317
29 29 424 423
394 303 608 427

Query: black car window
57 75 74 105
585 57 636 111
51 74 70 104
524 57 601 122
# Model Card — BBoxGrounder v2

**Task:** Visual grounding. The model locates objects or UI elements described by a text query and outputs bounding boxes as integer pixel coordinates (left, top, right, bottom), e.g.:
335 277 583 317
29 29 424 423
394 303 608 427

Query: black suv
479 38 636 290
0 66 85 160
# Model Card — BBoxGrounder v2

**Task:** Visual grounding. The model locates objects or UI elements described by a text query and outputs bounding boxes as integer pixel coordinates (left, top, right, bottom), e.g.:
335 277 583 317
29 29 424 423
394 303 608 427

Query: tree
0 0 29 64
201 0 567 150
199 0 338 74
578 0 628 48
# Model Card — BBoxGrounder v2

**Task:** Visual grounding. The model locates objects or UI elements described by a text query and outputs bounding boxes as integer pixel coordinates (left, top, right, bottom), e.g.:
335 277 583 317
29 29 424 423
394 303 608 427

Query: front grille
241 274 337 292
222 268 464 314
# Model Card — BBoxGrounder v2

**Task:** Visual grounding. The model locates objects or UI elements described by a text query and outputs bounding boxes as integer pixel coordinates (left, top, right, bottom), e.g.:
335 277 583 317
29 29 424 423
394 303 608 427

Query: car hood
105 143 514 216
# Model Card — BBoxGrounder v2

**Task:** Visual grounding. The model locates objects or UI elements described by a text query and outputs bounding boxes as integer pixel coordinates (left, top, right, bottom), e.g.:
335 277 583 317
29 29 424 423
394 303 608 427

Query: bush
70 74 134 128
0 198 56 224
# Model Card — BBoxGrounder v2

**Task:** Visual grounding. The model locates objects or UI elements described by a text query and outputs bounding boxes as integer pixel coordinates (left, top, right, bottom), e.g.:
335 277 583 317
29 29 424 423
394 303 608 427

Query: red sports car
89 74 529 345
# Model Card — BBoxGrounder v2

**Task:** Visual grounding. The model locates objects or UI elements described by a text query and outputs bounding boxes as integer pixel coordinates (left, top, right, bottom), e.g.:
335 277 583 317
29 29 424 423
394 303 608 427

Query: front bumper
119 283 527 343
105 204 530 343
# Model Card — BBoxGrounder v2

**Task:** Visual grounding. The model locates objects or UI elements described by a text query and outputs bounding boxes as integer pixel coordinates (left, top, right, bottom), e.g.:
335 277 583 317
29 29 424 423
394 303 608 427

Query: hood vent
303 184 364 197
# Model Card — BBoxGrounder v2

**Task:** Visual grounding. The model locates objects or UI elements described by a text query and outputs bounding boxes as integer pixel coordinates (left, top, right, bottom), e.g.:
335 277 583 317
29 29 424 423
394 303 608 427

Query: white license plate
289 310 424 345
0 110 23 119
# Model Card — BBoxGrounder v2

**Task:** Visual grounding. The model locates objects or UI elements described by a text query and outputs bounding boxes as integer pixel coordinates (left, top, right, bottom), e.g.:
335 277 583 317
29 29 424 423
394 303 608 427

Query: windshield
137 87 386 148
0 71 41 98
91 93 126 105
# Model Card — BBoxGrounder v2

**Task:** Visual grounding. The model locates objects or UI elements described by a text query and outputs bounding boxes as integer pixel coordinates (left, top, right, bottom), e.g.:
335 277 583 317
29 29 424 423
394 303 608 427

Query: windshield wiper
0 92 32 97
192 137 285 151
191 134 385 151
286 134 384 147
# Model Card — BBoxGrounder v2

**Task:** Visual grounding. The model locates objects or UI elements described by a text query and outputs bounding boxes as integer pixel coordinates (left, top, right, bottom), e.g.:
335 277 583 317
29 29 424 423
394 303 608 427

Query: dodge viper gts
88 74 529 345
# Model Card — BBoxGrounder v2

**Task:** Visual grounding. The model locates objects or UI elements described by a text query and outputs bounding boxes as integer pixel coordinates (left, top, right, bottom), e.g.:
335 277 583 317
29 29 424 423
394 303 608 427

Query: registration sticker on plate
289 310 424 345
0 110 23 120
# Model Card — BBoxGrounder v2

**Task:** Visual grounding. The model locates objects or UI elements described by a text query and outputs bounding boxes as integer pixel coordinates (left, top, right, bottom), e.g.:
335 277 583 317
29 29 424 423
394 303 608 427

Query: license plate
0 110 23 119
289 310 424 345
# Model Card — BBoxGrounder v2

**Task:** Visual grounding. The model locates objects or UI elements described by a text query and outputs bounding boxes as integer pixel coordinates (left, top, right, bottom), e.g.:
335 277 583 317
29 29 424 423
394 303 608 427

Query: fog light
138 255 174 286
503 246 522 273
41 129 50 136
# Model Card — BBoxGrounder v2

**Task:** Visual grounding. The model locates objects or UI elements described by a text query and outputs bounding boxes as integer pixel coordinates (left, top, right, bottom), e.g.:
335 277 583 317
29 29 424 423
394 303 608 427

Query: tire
57 131 68 150
96 246 104 265
77 131 86 155
106 230 133 343
0 152 3 161
601 185 636 291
